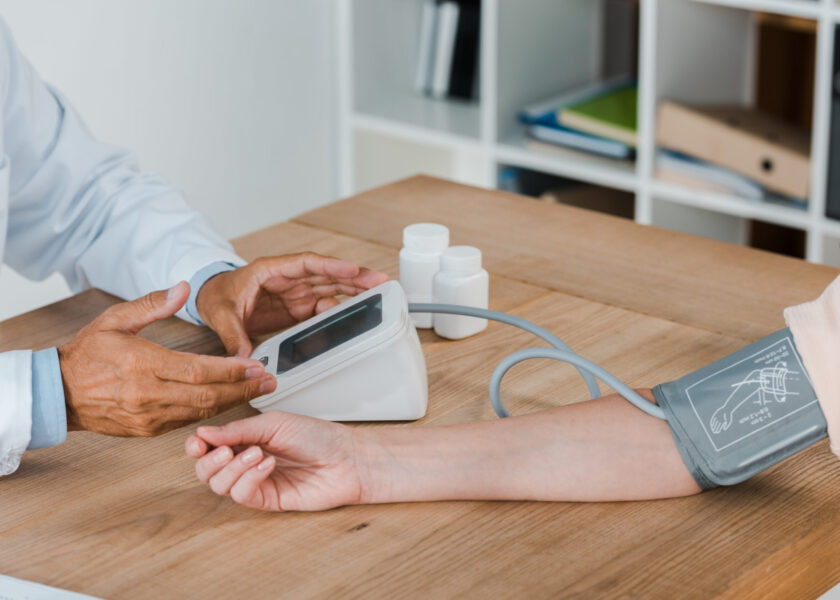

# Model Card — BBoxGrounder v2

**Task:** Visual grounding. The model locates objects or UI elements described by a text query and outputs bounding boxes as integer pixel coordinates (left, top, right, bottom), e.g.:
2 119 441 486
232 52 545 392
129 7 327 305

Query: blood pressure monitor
249 280 428 421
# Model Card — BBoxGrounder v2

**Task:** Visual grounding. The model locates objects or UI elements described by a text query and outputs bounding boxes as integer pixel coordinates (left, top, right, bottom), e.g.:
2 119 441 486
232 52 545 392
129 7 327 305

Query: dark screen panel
276 294 383 373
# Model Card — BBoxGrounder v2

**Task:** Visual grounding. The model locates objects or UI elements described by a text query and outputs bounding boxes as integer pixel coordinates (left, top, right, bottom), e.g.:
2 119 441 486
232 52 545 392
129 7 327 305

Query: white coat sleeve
0 351 32 476
0 18 245 322
0 18 246 476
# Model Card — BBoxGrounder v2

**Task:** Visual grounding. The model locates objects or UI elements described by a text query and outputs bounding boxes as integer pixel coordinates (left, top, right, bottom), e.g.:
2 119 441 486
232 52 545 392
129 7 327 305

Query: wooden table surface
2 176 839 599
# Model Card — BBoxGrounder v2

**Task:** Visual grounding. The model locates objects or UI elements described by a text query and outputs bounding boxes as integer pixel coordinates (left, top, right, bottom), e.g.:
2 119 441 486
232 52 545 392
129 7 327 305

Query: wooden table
2 176 839 599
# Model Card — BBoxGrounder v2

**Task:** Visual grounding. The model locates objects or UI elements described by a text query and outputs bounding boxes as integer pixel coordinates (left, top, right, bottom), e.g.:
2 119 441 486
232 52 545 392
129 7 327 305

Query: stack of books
415 0 480 101
518 78 638 160
656 101 811 206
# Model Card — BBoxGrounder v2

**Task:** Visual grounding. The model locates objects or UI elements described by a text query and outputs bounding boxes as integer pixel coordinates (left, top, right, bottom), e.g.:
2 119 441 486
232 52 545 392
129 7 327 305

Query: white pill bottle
432 245 489 340
400 223 450 328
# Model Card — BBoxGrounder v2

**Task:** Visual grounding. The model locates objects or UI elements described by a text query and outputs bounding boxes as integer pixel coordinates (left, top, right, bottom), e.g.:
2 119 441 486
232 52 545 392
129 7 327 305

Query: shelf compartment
352 0 484 142
498 164 635 219
822 233 840 267
692 0 822 21
495 130 637 192
651 197 747 245
351 128 488 193
352 97 482 149
651 180 810 229
653 0 816 207
496 0 616 142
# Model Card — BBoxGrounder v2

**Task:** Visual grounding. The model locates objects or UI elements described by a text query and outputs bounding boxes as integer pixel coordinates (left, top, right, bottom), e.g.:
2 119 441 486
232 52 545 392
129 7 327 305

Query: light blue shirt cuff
186 261 239 325
29 347 67 449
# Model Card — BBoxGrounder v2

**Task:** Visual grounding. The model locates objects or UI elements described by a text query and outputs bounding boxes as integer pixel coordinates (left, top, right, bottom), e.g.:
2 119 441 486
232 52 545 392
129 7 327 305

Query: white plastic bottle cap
403 223 450 253
440 245 482 275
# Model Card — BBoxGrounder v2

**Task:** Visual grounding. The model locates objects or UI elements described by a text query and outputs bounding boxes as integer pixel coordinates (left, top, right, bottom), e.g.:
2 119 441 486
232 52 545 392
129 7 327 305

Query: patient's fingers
185 434 209 458
208 446 264 496
197 413 281 448
195 446 234 483
230 456 276 508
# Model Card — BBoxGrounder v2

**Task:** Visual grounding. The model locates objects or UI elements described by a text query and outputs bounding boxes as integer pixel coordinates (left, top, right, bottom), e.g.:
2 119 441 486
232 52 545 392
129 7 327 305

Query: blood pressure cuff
652 328 828 489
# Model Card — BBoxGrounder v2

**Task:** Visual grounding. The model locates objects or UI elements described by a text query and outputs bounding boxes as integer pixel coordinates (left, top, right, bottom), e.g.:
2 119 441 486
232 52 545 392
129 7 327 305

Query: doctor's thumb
99 281 190 334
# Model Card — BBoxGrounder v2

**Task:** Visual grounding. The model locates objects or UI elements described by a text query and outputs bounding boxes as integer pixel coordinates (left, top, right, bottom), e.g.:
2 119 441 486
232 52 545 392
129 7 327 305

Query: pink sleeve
784 276 840 459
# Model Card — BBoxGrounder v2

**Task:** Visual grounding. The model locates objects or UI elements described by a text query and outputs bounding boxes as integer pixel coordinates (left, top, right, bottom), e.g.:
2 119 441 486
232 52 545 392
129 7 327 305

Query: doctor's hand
186 411 365 511
194 252 389 357
58 282 277 437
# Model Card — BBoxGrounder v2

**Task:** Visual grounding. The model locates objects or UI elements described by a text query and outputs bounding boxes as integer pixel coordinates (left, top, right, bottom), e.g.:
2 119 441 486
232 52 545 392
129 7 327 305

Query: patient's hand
186 412 365 511
195 252 389 357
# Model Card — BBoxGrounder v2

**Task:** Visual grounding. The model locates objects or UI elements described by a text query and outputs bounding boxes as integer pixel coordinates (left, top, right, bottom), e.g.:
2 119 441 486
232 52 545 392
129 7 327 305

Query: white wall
0 0 338 321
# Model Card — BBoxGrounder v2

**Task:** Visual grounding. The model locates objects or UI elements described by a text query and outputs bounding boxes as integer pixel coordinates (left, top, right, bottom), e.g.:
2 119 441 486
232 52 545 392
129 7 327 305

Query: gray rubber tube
408 303 666 421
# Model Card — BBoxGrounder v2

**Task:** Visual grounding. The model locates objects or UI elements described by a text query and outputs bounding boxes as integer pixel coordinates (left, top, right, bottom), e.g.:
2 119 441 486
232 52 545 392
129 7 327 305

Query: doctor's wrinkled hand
194 252 389 357
58 282 276 437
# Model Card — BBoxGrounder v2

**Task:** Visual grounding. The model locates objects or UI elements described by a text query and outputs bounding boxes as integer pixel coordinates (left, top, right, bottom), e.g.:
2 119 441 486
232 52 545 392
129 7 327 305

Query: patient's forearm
357 390 701 504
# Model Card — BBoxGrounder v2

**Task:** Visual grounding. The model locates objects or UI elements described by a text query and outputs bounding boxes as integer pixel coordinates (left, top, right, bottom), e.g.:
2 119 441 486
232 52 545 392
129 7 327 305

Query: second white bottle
432 246 489 340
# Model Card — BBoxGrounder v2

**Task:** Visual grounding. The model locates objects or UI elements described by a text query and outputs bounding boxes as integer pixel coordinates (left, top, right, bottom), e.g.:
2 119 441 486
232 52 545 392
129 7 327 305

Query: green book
559 84 638 147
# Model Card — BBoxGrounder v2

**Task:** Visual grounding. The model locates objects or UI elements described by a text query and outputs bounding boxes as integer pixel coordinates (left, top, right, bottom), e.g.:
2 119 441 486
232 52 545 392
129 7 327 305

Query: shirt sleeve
28 348 67 450
0 18 246 324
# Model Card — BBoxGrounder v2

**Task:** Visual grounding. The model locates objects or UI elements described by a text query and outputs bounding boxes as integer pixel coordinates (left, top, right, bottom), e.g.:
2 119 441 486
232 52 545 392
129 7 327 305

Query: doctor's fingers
96 281 190 335
253 253 360 282
315 297 339 314
152 350 266 385
277 281 364 301
113 380 274 436
159 377 277 417
208 309 253 358
263 269 389 295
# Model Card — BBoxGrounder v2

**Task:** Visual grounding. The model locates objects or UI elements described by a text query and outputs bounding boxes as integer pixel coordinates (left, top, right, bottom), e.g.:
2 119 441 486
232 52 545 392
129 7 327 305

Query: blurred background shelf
650 180 811 228
692 0 822 19
338 0 840 266
351 109 483 152
495 132 638 192
353 94 483 146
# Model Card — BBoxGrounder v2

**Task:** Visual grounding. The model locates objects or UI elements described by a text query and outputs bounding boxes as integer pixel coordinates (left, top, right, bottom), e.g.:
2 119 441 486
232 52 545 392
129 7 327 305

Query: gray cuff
653 328 827 488
653 385 717 490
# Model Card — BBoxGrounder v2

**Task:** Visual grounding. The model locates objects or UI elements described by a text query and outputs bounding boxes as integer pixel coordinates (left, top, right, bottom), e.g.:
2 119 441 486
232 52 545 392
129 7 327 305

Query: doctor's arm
0 18 387 468
186 391 702 511
0 19 387 349
0 19 278 462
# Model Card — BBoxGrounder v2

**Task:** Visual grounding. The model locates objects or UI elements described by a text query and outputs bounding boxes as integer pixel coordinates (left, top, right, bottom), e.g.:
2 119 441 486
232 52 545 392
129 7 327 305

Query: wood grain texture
295 175 840 341
1 177 839 599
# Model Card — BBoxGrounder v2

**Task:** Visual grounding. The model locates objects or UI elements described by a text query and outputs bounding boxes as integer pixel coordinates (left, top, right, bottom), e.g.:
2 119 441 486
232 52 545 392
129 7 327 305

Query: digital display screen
276 294 383 373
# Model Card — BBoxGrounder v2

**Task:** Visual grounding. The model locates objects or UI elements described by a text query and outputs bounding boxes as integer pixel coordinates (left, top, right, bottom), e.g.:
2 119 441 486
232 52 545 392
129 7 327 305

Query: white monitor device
249 280 428 421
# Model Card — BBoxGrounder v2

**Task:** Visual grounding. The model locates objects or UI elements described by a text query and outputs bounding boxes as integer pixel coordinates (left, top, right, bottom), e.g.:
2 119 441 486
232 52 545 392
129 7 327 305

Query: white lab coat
0 19 244 475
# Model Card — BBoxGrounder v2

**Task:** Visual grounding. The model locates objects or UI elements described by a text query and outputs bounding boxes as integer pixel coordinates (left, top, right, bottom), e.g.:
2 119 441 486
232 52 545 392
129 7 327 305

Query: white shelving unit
335 0 840 265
